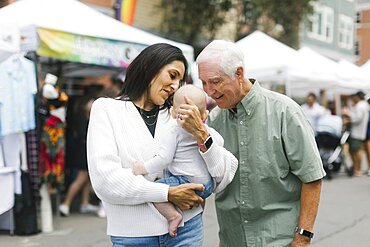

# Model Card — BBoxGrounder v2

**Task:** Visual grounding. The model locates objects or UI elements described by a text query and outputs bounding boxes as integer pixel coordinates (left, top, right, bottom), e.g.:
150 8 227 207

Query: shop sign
37 28 146 68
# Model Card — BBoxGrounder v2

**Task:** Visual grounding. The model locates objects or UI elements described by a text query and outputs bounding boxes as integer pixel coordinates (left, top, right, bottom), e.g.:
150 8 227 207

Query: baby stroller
315 115 354 179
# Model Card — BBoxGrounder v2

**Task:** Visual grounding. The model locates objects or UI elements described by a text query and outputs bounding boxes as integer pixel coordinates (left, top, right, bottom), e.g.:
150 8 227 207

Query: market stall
336 59 370 93
237 31 301 81
236 31 323 96
235 31 369 97
0 0 195 235
0 40 17 62
0 0 194 76
363 59 370 71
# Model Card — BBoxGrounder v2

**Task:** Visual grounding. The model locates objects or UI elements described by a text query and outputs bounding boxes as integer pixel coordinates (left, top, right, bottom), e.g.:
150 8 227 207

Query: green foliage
159 0 315 52
159 0 233 53
239 0 315 48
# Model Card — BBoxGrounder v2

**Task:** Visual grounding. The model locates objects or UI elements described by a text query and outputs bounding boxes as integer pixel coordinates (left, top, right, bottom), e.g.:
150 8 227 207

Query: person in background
132 84 237 237
365 96 370 176
59 86 102 217
87 43 237 246
99 75 124 98
342 91 369 177
181 40 326 247
301 92 327 135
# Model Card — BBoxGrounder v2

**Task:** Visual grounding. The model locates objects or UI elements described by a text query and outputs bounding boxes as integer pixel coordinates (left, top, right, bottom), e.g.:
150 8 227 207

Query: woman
87 43 237 246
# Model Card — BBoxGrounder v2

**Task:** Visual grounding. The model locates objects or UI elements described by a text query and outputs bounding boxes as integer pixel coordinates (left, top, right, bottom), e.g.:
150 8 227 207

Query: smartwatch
294 226 314 239
198 135 213 150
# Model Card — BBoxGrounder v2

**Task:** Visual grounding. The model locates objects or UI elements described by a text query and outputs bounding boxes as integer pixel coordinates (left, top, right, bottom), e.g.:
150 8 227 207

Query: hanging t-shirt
0 54 37 136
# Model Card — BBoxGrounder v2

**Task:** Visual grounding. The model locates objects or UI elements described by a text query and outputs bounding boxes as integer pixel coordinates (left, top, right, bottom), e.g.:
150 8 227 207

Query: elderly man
178 40 326 247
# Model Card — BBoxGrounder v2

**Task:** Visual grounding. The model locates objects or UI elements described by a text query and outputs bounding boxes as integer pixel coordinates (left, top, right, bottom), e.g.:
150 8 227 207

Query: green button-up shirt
208 81 326 247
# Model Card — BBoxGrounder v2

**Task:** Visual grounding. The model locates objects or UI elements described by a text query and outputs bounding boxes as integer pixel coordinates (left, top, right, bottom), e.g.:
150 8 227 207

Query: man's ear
235 67 244 79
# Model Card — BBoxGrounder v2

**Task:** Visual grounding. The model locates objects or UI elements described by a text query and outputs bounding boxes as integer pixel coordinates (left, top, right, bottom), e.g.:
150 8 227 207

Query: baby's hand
132 161 148 175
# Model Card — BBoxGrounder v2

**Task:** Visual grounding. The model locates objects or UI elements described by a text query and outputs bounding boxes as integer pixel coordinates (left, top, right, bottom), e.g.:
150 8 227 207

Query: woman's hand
177 96 209 144
132 161 148 175
168 183 204 210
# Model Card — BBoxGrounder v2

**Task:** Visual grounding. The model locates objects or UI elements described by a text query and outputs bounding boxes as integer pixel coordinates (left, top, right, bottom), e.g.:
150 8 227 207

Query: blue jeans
157 175 214 199
110 213 203 247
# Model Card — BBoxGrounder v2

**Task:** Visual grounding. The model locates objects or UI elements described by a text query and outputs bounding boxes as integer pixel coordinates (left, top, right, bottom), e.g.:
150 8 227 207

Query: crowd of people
301 90 370 178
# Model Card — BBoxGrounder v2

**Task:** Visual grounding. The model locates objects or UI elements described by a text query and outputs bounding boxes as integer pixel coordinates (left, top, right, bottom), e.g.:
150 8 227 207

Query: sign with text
37 28 146 68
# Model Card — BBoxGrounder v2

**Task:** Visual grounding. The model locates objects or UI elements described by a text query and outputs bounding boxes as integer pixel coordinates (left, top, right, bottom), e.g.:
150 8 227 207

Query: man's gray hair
196 40 244 79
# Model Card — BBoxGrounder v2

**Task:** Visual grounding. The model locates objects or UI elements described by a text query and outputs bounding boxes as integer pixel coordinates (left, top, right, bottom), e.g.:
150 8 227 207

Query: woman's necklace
138 106 159 126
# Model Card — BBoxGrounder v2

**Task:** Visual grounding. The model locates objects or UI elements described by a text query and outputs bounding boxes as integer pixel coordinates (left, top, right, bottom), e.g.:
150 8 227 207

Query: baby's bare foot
168 212 183 237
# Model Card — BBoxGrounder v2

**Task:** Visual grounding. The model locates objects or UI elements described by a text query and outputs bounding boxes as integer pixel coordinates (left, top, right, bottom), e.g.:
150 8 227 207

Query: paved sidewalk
312 173 370 246
0 213 109 247
1 171 369 246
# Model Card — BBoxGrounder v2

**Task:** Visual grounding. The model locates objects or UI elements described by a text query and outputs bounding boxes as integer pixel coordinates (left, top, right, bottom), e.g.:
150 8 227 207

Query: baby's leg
154 202 182 237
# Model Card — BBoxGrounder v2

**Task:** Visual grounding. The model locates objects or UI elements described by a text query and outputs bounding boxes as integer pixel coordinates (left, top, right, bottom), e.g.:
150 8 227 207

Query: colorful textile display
39 115 65 190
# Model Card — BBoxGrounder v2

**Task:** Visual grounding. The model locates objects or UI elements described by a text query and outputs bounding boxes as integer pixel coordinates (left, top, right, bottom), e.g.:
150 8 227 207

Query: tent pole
334 88 341 116
285 80 291 97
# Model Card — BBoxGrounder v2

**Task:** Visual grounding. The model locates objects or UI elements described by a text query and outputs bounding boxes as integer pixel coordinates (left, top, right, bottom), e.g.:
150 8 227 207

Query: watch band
295 226 314 239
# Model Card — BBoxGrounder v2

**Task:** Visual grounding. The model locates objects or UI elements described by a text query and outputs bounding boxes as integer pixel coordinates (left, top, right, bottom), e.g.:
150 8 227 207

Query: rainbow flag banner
37 28 146 68
116 0 137 25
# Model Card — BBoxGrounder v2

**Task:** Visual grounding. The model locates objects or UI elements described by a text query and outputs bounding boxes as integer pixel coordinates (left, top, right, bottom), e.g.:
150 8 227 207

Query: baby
133 84 224 237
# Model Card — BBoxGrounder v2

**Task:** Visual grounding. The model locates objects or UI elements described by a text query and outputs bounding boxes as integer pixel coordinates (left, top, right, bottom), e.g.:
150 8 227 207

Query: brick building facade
356 1 370 65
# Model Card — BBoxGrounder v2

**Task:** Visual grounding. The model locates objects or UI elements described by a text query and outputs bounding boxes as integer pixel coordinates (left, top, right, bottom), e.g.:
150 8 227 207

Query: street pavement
203 170 370 247
312 172 370 247
1 167 370 246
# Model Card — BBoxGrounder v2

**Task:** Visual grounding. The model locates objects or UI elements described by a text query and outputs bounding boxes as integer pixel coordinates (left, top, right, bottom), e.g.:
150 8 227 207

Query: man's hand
168 183 204 211
132 161 148 175
177 96 209 144
294 179 321 247
291 234 311 247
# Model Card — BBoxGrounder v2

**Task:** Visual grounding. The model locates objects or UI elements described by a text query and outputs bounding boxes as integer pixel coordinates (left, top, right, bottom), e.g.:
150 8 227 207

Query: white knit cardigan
87 98 238 237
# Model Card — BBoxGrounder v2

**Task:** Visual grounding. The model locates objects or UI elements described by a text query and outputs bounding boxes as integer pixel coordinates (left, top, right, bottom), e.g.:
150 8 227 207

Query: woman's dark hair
119 43 188 109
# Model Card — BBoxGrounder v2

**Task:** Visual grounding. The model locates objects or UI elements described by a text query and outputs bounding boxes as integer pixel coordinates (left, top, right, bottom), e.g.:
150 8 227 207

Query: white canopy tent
0 40 17 63
336 59 370 93
295 47 370 95
236 31 301 82
361 59 370 77
0 0 194 74
236 31 336 96
296 47 338 85
236 31 370 97
287 46 341 96
0 24 19 63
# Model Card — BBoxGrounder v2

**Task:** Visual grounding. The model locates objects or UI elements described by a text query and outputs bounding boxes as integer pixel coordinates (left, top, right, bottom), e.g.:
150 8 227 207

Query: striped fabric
25 129 40 201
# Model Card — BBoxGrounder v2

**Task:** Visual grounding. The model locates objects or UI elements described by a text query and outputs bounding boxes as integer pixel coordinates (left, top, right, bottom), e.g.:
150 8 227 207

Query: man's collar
239 80 260 117
229 107 237 114
227 79 261 117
